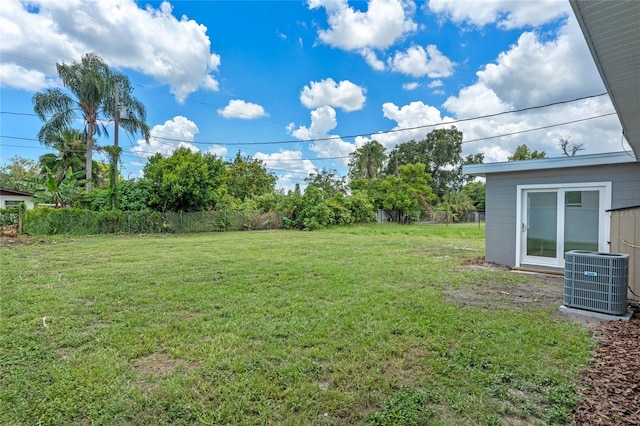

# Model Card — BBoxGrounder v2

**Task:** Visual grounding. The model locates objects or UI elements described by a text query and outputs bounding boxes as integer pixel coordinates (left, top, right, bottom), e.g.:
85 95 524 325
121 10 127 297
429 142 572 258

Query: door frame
515 182 611 268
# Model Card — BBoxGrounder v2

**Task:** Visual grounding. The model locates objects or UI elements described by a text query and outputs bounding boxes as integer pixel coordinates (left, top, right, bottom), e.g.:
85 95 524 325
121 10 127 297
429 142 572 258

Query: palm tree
39 128 86 183
349 140 387 180
33 53 150 192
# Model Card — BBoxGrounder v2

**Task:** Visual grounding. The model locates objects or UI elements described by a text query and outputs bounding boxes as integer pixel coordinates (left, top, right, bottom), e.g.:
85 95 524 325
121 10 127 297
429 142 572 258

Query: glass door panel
526 192 558 258
564 190 599 253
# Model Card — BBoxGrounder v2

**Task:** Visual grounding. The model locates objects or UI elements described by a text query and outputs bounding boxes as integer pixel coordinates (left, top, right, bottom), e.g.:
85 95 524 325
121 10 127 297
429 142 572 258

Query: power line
0 92 611 148
1 111 618 156
461 112 617 144
0 141 345 164
146 93 612 146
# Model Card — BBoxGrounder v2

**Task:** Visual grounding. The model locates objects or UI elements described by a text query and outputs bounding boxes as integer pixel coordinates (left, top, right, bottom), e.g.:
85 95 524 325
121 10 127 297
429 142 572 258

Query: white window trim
515 181 612 268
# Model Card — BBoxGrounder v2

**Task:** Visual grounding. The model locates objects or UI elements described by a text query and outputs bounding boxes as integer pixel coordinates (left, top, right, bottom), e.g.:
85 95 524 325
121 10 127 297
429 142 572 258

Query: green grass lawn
0 224 593 425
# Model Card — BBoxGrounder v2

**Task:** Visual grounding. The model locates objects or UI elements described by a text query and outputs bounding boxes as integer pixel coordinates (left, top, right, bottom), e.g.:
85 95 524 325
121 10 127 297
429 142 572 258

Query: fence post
18 203 25 234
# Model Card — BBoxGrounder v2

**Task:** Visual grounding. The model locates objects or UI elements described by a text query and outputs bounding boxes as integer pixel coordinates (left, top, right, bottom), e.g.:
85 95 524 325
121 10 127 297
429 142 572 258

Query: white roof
464 151 637 177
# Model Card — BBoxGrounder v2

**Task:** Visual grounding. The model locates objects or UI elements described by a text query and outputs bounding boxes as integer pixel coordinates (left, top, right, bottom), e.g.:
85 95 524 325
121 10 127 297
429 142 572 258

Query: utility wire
139 93 613 146
0 142 345 164
0 92 611 148
460 113 616 144
1 111 618 156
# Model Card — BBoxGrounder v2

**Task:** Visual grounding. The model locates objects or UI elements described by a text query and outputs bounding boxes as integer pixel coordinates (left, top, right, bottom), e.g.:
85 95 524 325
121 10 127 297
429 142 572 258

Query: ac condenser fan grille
564 250 628 315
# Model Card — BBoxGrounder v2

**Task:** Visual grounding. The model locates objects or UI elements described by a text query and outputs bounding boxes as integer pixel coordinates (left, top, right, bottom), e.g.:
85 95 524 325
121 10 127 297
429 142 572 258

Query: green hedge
0 207 20 227
22 207 285 235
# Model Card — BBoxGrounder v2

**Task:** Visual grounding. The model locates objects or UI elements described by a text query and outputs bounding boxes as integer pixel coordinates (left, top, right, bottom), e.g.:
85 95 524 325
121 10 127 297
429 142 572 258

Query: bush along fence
11 207 285 235
0 204 27 235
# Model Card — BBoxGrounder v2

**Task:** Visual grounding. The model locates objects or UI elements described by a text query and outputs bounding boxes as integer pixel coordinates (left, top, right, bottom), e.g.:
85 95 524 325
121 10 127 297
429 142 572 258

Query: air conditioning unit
564 250 628 315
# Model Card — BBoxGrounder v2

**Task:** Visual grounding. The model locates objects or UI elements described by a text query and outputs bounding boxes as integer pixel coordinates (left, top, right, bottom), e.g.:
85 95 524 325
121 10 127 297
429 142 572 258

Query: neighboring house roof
464 151 636 177
0 187 34 197
570 0 640 157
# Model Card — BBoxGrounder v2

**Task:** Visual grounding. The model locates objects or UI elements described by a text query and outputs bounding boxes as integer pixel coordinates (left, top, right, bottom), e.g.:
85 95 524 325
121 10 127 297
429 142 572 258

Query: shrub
0 207 19 227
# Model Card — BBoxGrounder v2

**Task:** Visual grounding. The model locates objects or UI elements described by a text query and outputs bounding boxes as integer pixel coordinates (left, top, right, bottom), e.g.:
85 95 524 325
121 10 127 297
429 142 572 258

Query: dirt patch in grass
461 256 511 271
451 257 606 330
0 235 33 246
131 352 199 394
132 352 197 378
443 275 564 312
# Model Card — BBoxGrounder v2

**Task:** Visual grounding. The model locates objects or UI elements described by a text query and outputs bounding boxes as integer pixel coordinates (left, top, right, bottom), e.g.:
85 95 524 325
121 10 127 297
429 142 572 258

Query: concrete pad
558 305 634 322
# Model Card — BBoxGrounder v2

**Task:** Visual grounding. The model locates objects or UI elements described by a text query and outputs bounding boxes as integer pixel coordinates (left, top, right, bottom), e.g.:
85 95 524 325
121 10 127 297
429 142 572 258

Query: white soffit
570 0 640 157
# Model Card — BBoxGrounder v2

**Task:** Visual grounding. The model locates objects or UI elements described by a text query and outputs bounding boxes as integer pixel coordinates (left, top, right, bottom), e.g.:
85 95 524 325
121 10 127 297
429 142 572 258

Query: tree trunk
85 122 93 192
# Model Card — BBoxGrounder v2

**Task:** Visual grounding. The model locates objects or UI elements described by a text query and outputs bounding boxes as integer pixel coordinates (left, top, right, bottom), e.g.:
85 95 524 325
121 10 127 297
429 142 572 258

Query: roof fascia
463 151 637 177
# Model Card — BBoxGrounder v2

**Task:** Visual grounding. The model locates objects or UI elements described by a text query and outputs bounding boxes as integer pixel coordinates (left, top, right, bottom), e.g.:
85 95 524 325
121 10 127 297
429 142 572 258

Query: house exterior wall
485 161 640 268
0 194 34 209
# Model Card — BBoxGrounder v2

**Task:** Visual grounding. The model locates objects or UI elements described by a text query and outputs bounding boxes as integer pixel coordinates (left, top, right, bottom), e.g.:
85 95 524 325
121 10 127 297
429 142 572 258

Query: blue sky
0 0 629 189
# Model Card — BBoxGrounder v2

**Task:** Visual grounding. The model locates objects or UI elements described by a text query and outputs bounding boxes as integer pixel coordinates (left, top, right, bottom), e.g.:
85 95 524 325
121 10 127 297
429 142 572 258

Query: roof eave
463 151 637 177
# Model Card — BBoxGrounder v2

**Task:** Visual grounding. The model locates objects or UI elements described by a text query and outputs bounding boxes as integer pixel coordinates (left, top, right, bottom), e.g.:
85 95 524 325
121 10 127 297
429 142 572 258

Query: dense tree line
3 126 488 229
3 52 488 230
348 127 484 223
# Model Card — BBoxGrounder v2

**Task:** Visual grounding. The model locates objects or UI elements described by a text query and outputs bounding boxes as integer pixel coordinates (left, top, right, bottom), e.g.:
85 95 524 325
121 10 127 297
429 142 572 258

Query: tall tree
144 147 226 212
38 128 86 183
559 137 585 157
225 152 277 201
0 156 40 191
348 140 387 180
304 168 347 197
33 53 150 193
460 153 485 186
384 127 465 198
508 144 546 161
352 163 436 222
462 181 486 211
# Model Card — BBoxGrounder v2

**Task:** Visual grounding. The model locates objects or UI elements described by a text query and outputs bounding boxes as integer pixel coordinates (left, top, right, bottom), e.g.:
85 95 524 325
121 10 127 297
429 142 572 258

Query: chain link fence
8 207 285 235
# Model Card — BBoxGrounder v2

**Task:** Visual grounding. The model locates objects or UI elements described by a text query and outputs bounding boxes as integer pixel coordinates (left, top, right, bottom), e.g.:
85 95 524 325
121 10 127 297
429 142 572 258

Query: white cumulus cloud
253 149 315 192
309 0 417 51
217 100 268 119
428 0 570 29
255 150 317 190
207 145 228 158
1 0 220 102
300 78 366 112
132 116 200 159
439 18 621 162
0 63 58 91
472 21 603 109
360 48 386 71
289 106 355 164
389 44 455 78
402 82 420 91
375 101 452 149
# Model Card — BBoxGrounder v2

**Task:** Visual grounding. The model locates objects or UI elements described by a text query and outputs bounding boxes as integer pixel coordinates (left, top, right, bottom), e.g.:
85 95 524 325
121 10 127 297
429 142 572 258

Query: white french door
517 183 610 268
